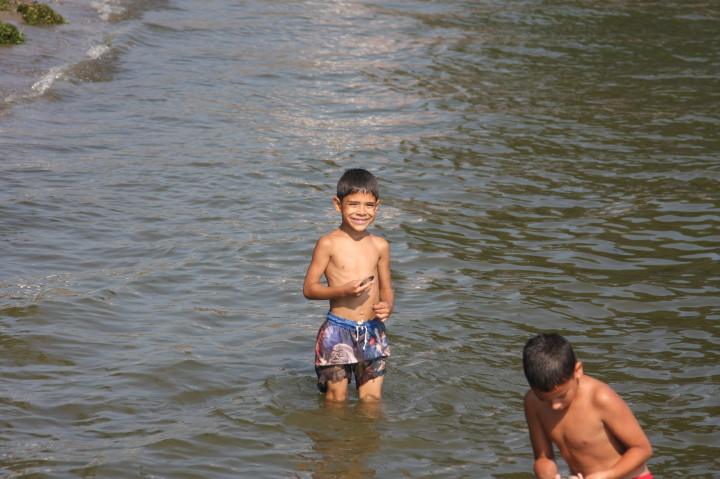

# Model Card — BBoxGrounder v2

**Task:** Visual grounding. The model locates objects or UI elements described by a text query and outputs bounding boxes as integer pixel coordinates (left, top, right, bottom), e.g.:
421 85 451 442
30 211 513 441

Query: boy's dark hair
523 333 577 392
336 168 379 200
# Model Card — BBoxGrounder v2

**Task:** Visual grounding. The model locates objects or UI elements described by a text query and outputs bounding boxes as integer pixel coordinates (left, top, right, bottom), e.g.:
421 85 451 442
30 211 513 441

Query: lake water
1 0 719 477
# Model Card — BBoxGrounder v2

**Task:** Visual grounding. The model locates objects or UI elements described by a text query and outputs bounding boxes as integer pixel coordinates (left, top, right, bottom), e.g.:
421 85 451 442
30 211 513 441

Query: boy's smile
334 191 379 234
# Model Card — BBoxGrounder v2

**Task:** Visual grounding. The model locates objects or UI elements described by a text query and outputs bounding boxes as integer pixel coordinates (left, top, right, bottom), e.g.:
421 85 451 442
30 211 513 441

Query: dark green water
1 0 718 477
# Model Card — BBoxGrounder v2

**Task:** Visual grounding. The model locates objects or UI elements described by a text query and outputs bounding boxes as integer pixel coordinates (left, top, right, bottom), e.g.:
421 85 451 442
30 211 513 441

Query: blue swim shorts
315 311 390 390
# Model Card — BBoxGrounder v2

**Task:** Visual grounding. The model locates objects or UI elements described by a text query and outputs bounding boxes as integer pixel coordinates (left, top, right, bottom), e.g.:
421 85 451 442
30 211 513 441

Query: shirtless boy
523 333 653 479
303 168 394 401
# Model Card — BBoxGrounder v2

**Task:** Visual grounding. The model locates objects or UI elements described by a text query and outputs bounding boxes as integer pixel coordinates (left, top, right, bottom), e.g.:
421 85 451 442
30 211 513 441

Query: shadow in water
288 399 386 478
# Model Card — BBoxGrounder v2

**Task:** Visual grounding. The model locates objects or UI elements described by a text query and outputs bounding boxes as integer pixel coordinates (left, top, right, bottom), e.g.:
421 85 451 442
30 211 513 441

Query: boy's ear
333 196 342 212
574 361 584 378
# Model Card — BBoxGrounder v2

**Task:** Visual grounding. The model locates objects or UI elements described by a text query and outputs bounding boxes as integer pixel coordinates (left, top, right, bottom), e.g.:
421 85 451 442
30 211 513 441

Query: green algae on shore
0 0 66 26
16 2 65 25
0 19 23 43
0 0 65 44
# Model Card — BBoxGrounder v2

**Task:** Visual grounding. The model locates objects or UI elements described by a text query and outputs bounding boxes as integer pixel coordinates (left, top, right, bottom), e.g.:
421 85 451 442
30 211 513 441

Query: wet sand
0 11 23 23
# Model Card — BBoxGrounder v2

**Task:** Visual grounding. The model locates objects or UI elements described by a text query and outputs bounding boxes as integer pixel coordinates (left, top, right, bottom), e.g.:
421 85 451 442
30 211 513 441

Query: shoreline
0 11 23 23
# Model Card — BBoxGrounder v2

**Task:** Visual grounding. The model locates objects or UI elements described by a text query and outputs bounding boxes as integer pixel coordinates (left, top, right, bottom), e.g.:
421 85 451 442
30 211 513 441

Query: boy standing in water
523 333 653 479
303 168 394 401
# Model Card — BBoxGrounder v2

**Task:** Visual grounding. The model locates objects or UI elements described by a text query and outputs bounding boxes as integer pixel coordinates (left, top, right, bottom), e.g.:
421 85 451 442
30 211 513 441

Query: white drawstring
355 320 368 348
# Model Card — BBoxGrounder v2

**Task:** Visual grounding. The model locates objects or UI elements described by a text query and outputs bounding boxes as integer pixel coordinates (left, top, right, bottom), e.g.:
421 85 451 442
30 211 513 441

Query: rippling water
1 0 719 477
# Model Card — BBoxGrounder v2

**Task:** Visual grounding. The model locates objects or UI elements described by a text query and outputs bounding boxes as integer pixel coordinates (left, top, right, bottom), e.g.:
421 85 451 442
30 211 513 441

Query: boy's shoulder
580 375 626 411
315 227 349 242
523 376 615 403
369 231 389 245
522 388 544 411
319 228 343 240
581 374 612 394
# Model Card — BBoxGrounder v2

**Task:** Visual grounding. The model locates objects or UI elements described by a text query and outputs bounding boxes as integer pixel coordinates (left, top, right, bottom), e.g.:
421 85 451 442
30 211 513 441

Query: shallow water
1 0 719 477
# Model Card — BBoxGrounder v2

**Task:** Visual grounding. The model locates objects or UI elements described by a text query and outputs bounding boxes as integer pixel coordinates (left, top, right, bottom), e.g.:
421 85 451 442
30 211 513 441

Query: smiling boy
303 168 394 401
523 333 653 479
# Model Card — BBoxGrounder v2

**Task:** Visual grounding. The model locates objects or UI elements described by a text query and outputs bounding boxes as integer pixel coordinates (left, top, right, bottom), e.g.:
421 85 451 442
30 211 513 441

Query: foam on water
90 0 125 22
26 43 110 96
31 65 67 95
87 44 111 60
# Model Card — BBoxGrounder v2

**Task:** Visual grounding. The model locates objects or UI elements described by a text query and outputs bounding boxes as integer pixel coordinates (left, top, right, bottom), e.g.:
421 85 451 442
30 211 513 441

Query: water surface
1 0 719 477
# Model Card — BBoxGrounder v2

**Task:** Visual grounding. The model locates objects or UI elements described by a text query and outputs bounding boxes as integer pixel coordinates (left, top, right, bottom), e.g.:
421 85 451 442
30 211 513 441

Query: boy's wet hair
336 168 379 200
523 333 577 392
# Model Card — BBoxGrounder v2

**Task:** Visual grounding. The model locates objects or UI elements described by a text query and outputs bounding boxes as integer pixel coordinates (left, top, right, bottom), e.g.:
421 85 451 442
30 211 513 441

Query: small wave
26 45 110 97
90 0 126 22
31 65 68 95
87 44 111 59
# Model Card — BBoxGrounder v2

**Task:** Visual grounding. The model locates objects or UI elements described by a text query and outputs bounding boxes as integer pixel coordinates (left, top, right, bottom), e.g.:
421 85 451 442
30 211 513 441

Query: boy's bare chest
329 253 378 279
330 240 378 267
544 408 606 450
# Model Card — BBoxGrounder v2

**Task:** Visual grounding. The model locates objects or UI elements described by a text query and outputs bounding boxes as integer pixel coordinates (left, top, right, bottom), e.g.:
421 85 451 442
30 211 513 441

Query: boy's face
532 362 583 412
333 191 379 233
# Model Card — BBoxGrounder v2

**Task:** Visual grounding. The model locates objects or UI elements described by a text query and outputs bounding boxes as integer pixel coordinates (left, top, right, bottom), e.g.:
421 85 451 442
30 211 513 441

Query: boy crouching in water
523 333 653 479
303 168 394 402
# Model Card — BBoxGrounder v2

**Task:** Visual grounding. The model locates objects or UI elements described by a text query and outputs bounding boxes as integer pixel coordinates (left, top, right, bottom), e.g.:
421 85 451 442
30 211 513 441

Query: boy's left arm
584 385 652 479
372 238 394 322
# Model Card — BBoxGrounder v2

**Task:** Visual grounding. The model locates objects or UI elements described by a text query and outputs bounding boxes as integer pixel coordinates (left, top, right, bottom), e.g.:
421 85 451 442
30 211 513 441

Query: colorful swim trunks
315 311 390 366
315 311 390 390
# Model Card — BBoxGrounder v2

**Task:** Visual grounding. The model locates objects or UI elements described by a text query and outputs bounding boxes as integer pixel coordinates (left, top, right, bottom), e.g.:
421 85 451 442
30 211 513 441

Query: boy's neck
338 223 371 240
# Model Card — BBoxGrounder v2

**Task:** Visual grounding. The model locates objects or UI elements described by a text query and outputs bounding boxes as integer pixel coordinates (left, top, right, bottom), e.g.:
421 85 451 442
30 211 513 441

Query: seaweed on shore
0 0 65 44
17 2 65 25
0 0 66 25
0 19 24 43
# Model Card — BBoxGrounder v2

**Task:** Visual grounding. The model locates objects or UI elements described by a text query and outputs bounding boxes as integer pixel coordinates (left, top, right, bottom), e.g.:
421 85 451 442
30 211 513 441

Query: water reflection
290 401 385 478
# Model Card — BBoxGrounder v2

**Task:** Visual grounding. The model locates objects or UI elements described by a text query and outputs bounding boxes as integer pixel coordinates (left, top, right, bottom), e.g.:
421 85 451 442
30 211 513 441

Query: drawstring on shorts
318 311 389 366
354 321 369 349
326 311 374 350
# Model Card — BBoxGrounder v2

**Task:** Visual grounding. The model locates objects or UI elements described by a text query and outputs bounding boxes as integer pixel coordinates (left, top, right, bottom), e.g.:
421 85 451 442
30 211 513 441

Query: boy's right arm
524 391 561 479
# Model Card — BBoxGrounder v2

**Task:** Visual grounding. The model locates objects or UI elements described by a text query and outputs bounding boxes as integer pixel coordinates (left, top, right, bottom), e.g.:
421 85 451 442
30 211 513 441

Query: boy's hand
533 457 560 479
578 473 609 479
347 277 373 297
373 301 391 322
